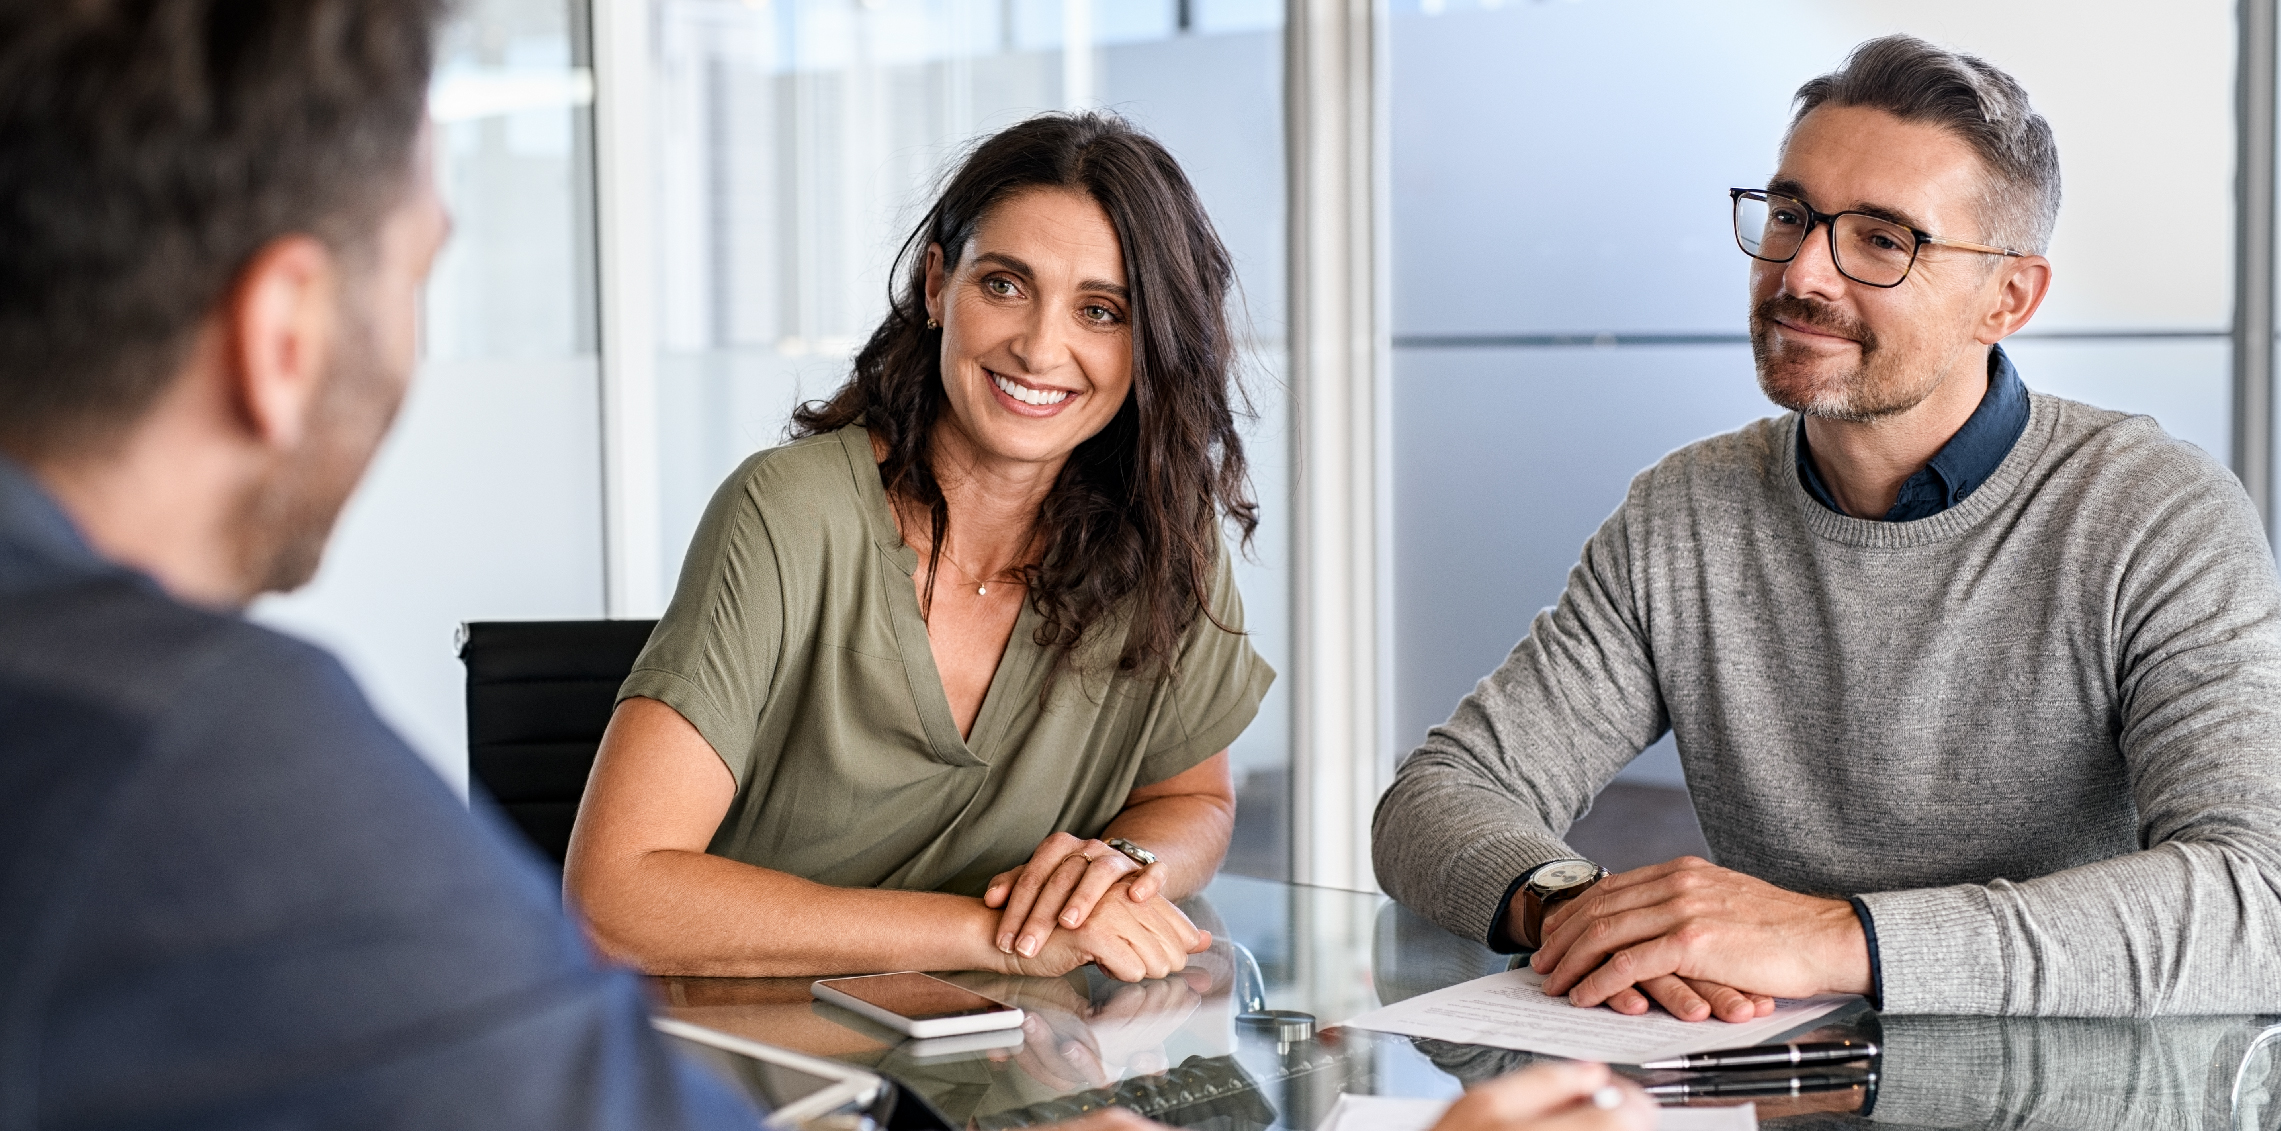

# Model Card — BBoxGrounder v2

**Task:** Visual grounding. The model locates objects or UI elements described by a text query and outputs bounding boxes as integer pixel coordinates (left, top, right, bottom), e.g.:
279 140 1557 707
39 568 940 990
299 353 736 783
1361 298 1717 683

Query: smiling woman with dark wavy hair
562 112 1274 983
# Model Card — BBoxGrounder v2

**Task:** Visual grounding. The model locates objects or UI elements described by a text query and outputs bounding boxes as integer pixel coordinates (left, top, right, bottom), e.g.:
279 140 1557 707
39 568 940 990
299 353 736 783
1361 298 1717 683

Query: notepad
1343 968 1854 1063
1317 1092 1755 1131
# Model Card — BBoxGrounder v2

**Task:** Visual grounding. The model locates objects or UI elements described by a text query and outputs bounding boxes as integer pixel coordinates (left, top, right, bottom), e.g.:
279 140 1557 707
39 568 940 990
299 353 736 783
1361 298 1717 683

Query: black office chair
458 619 657 867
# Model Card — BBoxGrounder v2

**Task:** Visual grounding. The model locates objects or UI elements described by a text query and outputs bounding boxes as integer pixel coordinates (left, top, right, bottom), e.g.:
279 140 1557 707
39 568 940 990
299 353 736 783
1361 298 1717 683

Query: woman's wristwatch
1517 858 1606 948
1104 837 1158 866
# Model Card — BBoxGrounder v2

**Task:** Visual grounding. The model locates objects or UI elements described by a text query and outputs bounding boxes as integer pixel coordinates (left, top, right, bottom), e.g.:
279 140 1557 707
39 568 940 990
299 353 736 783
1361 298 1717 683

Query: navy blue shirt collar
1797 344 2029 522
0 453 119 591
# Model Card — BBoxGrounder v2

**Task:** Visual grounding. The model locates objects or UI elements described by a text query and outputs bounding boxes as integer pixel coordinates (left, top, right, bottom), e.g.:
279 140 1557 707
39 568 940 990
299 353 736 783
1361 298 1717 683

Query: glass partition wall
641 0 1295 877
253 0 607 793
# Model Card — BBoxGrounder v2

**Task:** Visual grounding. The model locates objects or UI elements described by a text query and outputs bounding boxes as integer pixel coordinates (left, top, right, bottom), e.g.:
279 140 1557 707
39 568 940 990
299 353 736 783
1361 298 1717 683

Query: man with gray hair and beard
1375 33 2281 1020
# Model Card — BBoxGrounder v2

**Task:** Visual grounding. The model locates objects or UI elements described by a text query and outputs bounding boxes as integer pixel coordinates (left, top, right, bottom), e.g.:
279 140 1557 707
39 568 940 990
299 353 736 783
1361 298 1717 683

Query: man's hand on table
1529 856 1871 1019
1039 1063 1652 1131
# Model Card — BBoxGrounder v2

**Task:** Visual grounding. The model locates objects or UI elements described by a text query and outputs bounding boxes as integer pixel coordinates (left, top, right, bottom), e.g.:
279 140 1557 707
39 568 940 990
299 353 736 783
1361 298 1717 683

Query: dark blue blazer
0 457 758 1130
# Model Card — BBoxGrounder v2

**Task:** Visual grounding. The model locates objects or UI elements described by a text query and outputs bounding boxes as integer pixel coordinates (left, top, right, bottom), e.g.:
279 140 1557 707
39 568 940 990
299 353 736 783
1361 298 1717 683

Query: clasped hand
984 832 1207 981
1526 856 1871 1022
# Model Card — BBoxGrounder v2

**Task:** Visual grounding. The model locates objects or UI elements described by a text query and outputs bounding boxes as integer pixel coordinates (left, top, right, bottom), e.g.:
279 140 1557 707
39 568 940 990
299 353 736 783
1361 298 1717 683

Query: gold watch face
1532 860 1600 893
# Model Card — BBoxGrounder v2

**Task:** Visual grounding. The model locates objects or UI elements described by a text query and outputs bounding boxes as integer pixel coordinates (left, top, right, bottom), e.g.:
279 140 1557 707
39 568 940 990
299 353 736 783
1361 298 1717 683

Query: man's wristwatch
1104 837 1158 867
1516 858 1606 949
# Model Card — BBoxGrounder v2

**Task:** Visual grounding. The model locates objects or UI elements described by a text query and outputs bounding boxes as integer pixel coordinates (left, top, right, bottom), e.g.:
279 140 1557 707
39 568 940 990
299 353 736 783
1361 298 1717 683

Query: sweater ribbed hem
1846 895 1884 1009
1859 885 2009 1014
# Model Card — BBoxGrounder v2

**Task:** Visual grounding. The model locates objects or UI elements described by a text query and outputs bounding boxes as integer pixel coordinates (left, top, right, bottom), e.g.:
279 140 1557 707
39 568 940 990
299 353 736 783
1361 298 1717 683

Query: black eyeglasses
1730 188 2022 288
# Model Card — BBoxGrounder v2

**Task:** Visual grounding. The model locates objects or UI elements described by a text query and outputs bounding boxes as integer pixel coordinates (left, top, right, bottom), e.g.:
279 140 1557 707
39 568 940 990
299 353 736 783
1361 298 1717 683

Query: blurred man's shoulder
0 577 690 1126
0 572 545 915
0 572 346 752
0 573 595 1075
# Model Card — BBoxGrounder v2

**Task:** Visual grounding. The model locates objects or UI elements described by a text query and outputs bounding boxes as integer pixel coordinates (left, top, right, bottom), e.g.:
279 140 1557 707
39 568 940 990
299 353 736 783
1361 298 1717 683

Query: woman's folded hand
1007 880 1210 981
986 831 1166 958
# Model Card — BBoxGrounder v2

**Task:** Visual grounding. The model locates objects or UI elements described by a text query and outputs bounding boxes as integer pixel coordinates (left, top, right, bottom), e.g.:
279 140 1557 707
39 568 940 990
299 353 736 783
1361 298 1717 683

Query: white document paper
1342 969 1853 1063
1317 1093 1755 1131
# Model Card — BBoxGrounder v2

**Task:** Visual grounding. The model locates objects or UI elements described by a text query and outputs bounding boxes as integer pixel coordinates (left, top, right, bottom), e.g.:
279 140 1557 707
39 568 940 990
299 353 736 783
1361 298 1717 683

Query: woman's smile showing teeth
990 370 1074 409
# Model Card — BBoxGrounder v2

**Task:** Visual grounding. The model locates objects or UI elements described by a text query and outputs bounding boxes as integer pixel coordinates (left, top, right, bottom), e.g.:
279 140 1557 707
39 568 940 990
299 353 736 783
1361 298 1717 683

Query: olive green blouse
618 424 1274 897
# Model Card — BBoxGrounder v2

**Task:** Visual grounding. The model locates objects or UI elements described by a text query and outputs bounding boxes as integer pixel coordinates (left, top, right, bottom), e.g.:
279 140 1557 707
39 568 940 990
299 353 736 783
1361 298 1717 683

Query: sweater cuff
1489 870 1533 954
1439 832 1577 950
1846 896 1884 1010
1856 885 2007 1014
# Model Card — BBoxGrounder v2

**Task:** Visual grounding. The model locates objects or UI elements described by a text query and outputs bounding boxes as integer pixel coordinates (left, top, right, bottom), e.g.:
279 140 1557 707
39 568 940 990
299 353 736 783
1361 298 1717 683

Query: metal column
1286 0 1392 893
2237 0 2277 539
591 0 665 617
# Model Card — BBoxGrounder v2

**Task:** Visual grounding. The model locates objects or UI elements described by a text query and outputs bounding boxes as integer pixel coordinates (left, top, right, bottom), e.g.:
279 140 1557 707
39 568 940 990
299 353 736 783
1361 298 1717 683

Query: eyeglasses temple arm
1922 234 2024 258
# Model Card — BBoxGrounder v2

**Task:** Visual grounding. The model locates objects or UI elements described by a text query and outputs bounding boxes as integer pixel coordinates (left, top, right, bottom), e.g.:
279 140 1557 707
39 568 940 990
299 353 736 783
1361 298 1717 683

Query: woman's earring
926 317 941 330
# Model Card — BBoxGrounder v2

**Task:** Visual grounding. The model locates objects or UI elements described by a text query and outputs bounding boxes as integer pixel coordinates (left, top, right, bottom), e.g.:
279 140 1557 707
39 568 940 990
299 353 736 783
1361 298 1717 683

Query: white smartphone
810 972 1026 1038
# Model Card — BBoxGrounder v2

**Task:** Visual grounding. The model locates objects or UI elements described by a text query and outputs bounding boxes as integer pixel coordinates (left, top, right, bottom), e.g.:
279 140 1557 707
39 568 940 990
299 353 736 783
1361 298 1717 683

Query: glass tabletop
652 873 2281 1129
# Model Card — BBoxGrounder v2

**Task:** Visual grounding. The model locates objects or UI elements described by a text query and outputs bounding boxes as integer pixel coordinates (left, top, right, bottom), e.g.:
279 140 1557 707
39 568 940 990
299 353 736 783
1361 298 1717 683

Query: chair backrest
458 619 657 867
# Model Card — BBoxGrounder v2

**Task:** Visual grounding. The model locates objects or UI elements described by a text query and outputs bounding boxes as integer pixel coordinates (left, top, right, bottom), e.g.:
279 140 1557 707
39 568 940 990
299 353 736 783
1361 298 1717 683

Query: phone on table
811 972 1025 1038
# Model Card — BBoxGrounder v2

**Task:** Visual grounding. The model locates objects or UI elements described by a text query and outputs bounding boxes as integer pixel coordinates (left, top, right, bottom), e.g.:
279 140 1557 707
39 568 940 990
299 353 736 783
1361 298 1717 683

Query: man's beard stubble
233 304 405 597
1749 292 1938 424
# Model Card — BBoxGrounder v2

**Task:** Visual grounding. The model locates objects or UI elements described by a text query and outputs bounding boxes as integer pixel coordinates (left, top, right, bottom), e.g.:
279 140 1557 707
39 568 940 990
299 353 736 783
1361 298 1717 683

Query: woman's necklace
934 544 1024 596
892 497 1032 597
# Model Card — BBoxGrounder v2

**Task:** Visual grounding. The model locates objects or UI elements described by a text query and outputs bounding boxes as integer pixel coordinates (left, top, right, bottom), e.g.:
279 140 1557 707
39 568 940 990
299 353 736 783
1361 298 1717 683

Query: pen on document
1636 1040 1878 1071
1643 1069 1876 1100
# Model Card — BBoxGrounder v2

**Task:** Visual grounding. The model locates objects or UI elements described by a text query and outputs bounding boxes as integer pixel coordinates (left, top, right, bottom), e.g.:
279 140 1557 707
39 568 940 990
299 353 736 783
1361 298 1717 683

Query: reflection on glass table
650 874 2281 1130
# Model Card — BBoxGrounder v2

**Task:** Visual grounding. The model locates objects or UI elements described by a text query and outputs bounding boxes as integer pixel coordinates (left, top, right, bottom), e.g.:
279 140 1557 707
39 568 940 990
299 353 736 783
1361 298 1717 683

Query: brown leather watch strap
1517 862 1604 949
1519 886 1577 949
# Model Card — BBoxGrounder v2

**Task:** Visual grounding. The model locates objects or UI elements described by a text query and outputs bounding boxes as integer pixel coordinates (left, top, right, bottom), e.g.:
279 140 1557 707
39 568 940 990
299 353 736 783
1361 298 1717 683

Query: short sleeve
1135 534 1276 785
618 455 785 788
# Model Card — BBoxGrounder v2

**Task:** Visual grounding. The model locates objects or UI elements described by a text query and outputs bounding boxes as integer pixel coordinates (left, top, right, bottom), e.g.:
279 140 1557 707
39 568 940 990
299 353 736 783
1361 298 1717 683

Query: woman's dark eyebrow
1078 277 1129 300
972 251 1034 278
972 250 1128 300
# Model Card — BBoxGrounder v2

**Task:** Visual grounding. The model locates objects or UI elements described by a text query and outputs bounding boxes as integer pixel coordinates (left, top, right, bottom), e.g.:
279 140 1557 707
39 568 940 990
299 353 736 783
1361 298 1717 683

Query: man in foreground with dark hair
0 4 1658 1128
1377 33 2281 1019
0 1 765 1124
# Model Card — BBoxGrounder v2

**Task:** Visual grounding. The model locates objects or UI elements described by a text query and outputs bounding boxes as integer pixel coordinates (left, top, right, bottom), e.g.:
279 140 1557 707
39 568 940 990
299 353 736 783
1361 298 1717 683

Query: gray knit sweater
1372 393 2281 1015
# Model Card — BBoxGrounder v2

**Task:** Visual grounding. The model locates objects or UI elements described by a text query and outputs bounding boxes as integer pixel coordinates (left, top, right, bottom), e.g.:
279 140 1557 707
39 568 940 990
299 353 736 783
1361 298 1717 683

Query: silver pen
1638 1039 1878 1071
1644 1069 1877 1099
